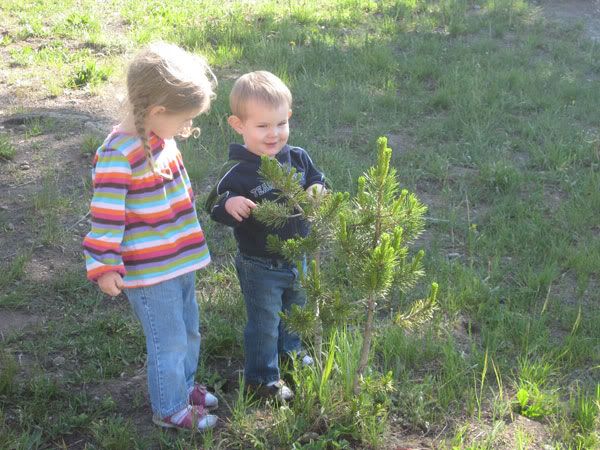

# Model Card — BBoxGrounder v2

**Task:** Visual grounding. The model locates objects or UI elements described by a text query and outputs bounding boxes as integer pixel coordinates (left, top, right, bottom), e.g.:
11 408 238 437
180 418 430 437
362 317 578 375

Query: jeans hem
246 376 280 386
157 400 189 420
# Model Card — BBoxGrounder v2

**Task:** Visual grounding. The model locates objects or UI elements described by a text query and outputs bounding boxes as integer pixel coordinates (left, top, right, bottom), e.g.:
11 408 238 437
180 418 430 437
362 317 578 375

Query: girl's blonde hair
126 42 216 175
229 71 292 119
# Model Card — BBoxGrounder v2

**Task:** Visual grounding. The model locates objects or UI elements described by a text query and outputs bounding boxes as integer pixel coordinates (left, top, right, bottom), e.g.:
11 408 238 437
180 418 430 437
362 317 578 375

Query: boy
206 71 325 400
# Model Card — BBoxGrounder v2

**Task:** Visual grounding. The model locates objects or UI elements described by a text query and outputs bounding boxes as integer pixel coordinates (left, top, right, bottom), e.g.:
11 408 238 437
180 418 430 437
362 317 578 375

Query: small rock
53 356 66 366
6 222 14 231
19 162 30 171
447 252 462 260
298 432 320 444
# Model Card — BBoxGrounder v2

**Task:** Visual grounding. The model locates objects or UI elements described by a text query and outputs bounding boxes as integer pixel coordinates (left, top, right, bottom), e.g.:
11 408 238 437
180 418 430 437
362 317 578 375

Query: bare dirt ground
538 0 600 41
0 1 597 448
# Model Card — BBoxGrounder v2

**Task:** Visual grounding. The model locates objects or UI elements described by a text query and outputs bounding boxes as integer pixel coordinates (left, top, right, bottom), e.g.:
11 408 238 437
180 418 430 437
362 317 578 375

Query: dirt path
538 0 600 41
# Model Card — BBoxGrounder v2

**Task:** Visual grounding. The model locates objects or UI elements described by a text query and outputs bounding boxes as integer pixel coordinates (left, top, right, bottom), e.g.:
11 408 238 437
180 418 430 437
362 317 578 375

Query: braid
132 101 155 174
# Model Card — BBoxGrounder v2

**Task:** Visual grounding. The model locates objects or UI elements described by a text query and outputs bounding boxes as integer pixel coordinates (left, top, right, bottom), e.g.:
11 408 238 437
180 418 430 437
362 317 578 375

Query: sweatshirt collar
228 143 291 163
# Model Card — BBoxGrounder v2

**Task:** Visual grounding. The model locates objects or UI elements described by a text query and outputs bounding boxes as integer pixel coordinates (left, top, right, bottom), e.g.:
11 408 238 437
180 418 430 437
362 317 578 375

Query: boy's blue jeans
124 272 200 419
235 253 306 385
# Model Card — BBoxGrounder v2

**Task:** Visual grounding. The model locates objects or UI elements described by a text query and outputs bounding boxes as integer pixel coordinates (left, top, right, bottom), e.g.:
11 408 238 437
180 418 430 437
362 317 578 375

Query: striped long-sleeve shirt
83 131 210 288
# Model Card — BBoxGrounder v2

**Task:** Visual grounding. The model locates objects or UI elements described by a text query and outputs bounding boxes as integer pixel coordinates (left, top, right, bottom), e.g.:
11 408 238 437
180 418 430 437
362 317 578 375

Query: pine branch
394 282 439 331
252 200 299 228
258 155 307 215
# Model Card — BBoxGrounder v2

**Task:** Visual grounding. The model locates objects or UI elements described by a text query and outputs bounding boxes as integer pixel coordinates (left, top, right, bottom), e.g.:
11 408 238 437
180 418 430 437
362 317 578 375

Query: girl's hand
225 196 257 222
98 271 125 297
306 183 326 197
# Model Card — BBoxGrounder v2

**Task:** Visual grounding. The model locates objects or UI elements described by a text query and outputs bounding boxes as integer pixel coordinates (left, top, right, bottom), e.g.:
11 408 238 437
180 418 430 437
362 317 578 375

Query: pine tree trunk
354 296 375 395
314 300 323 366
314 252 323 365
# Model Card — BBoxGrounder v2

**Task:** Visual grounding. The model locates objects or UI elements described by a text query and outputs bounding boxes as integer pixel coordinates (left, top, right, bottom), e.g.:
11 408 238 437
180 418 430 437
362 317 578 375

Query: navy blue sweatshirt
207 143 325 258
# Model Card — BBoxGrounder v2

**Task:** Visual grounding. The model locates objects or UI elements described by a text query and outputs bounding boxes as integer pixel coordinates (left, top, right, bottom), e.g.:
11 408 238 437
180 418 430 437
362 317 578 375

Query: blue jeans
125 272 200 418
235 253 306 385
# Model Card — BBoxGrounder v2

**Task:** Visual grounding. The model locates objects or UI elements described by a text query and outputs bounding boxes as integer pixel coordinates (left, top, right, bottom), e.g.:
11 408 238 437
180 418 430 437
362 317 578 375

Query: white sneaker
153 405 218 430
301 354 314 366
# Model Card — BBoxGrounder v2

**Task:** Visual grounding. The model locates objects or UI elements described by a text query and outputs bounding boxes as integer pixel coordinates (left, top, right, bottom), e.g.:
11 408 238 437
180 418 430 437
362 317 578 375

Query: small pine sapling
336 137 437 393
252 138 438 391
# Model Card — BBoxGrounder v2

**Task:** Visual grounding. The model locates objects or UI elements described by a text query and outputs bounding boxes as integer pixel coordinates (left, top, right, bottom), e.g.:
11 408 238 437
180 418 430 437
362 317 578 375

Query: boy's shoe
301 353 314 367
189 383 218 410
280 351 314 368
152 405 217 431
247 379 294 402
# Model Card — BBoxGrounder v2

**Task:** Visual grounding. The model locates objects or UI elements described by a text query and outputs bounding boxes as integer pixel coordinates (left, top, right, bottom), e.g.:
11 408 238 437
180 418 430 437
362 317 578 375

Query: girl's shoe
152 405 217 431
189 383 218 410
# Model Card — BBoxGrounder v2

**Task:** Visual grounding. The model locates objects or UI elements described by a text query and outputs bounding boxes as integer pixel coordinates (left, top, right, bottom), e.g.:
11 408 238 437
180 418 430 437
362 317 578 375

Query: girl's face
146 106 203 140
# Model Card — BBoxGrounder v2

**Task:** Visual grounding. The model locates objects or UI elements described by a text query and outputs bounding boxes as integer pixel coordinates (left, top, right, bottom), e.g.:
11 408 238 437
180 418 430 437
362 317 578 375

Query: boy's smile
228 100 292 157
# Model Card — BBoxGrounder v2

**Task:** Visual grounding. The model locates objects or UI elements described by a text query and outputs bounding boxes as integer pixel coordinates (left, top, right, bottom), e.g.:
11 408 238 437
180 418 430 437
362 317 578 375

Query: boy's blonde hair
229 71 292 119
126 42 217 174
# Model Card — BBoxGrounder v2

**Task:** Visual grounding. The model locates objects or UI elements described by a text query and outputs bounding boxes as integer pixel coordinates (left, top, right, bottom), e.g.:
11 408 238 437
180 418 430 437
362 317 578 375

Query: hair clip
155 166 173 181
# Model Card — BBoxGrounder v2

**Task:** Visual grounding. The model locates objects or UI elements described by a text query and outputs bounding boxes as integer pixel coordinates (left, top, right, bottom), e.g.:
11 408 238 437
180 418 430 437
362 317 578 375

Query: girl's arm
83 147 132 284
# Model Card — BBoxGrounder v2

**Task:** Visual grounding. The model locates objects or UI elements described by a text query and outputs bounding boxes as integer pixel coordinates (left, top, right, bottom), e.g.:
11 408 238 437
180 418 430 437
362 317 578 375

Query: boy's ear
288 109 292 119
227 115 244 134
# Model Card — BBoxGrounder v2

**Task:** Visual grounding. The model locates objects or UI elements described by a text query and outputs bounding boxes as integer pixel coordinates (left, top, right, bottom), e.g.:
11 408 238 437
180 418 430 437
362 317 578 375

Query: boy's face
228 100 292 157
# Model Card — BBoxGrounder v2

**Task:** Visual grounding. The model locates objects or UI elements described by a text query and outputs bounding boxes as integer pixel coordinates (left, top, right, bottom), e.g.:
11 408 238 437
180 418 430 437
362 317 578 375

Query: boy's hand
225 196 257 222
98 271 125 297
306 183 326 198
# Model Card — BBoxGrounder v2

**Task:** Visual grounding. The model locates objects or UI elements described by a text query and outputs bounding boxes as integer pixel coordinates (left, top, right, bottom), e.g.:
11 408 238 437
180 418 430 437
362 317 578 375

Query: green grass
0 134 16 160
1 0 599 448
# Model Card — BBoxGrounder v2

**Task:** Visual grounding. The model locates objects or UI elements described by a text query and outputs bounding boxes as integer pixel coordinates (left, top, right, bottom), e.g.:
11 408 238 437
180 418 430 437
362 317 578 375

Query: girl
83 42 219 431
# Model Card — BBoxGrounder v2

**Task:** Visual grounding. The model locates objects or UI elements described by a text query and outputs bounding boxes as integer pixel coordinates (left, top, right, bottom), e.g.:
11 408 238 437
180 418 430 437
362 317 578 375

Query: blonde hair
229 71 292 119
126 42 217 175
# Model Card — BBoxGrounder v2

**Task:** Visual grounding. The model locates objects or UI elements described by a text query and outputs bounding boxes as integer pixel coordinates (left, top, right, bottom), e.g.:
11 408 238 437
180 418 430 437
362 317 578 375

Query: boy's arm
301 149 327 192
210 191 256 225
206 161 254 226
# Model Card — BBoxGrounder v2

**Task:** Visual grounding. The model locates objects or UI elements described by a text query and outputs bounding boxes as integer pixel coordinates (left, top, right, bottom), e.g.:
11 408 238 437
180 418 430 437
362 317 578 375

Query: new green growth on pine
253 136 438 394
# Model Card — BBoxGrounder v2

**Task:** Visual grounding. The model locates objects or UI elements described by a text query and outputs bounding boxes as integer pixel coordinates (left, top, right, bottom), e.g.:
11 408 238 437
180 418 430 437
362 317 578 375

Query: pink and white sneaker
152 405 217 431
189 383 218 410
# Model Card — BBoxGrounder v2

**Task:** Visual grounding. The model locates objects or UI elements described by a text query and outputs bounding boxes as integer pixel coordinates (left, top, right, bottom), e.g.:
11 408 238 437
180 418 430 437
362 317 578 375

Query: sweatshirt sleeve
82 147 131 282
208 162 244 227
301 150 326 188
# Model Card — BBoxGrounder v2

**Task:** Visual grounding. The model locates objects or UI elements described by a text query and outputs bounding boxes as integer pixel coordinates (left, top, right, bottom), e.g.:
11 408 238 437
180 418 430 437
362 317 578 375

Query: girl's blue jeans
235 253 306 385
125 271 200 419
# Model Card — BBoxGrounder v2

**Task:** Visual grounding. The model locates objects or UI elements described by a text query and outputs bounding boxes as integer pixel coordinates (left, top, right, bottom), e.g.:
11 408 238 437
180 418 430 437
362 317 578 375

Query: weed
0 134 16 160
24 117 44 138
564 384 600 447
514 382 558 421
67 60 111 88
81 133 103 157
0 351 18 395
0 252 30 290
